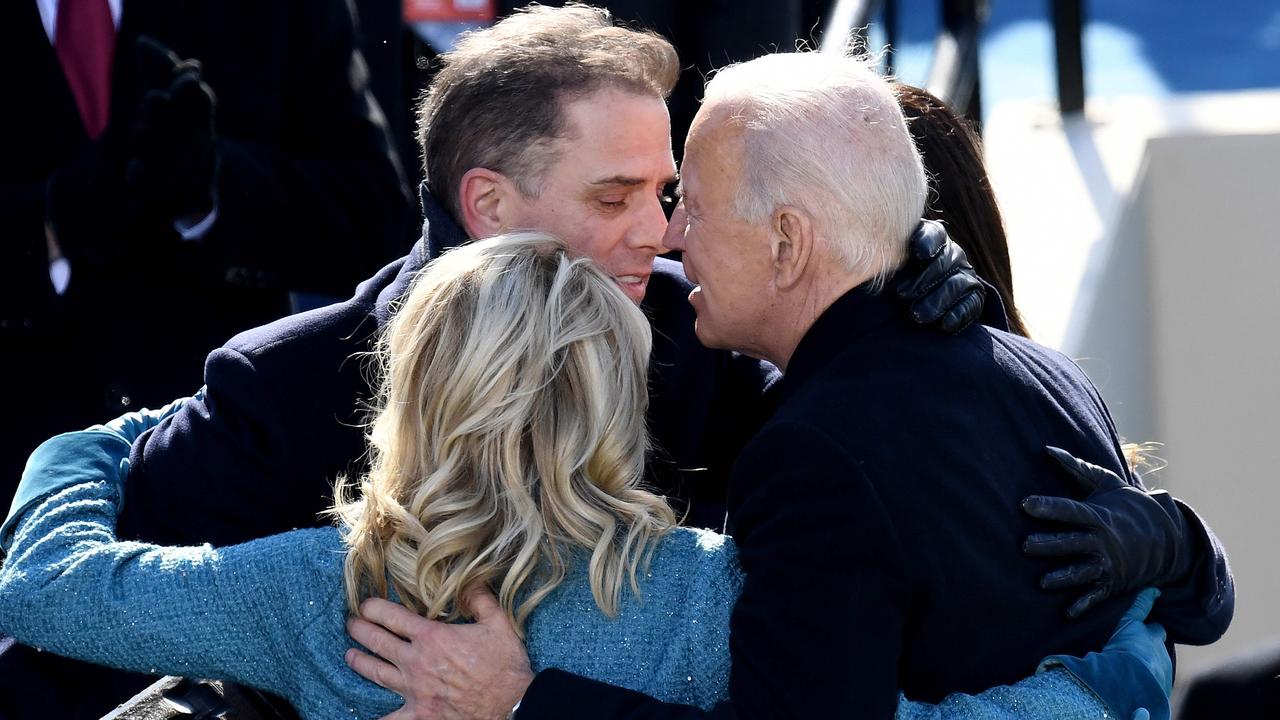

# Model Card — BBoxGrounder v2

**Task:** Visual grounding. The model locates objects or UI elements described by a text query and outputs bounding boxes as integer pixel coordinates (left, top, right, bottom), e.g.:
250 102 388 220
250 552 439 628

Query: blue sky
876 0 1280 116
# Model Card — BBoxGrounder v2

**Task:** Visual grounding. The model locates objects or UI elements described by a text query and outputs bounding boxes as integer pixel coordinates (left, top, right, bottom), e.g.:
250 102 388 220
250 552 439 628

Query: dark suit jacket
0 0 411 501
517 284 1234 719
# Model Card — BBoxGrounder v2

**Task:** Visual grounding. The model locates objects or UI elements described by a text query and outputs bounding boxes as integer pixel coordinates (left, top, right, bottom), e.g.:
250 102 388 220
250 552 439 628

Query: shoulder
649 256 694 291
523 528 740 708
650 527 740 584
977 328 1119 430
987 327 1096 387
641 258 697 335
223 249 415 361
204 257 412 401
224 295 376 365
728 418 895 543
736 419 862 482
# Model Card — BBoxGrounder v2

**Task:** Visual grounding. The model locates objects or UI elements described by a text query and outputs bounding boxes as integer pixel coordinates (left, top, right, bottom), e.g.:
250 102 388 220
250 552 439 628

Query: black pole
883 0 899 75
934 0 983 127
1052 0 1086 114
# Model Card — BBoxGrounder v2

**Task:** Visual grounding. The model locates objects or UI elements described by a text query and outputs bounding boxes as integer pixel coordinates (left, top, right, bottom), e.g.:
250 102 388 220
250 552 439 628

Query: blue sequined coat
0 431 1111 719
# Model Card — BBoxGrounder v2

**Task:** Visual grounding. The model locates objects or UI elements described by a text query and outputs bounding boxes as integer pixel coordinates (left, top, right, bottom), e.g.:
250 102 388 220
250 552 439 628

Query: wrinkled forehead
679 108 744 199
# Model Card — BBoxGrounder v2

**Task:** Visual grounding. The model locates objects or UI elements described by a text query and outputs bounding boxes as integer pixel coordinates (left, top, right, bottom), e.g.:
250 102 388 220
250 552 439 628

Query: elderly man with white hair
350 49 1232 719
656 51 1180 716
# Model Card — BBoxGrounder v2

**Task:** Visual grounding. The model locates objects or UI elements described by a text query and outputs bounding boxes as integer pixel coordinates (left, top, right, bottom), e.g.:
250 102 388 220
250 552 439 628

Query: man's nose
627 195 669 254
661 203 688 252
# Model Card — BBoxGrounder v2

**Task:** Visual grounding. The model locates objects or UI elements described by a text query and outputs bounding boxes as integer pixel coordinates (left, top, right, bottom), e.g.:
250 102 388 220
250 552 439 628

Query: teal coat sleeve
1 395 194 551
0 430 400 716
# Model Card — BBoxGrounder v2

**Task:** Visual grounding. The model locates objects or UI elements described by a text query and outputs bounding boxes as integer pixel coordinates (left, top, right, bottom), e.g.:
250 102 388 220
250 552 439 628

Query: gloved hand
1022 446 1193 618
126 36 219 223
893 220 986 334
1039 588 1172 720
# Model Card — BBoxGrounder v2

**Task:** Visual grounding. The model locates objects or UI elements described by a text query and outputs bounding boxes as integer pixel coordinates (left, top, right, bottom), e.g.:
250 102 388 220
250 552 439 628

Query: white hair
702 51 927 290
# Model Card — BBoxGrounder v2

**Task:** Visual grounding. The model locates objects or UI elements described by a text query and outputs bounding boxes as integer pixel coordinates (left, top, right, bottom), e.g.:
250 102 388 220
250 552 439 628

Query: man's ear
458 168 516 239
771 206 814 290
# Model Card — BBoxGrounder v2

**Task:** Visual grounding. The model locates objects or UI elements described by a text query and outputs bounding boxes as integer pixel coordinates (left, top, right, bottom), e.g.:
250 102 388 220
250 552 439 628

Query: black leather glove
893 220 986 334
126 36 219 222
1021 446 1193 619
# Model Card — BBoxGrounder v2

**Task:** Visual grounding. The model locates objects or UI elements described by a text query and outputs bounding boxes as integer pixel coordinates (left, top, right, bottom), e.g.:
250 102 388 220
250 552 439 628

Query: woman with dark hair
895 83 1032 338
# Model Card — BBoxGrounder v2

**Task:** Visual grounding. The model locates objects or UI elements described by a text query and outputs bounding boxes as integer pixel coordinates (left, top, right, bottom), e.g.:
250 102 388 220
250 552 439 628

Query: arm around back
517 422 909 719
120 312 373 547
120 347 321 546
0 429 402 717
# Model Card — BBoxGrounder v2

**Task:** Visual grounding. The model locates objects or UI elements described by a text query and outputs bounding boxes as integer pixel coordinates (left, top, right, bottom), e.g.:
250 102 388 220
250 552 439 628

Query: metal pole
929 0 984 127
1052 0 1086 114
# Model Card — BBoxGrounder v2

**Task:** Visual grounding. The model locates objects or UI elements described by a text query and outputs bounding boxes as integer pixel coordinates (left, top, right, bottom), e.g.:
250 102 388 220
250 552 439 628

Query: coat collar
770 283 902 406
421 183 469 261
373 184 468 325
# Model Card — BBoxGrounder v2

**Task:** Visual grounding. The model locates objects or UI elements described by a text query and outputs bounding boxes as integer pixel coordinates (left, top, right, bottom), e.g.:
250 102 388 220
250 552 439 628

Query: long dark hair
894 84 1031 338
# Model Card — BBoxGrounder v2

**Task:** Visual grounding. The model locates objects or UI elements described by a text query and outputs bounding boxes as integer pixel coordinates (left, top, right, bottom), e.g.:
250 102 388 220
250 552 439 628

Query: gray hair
702 51 926 290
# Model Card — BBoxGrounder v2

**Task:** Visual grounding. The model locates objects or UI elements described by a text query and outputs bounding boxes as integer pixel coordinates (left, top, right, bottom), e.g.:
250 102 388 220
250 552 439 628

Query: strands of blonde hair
330 233 674 636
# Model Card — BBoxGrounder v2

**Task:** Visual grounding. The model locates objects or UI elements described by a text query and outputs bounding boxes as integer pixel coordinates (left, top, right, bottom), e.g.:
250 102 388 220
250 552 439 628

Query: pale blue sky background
871 0 1280 118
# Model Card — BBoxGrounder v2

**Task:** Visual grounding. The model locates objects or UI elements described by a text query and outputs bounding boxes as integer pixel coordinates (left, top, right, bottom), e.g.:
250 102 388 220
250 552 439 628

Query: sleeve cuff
1 431 132 553
1038 650 1170 720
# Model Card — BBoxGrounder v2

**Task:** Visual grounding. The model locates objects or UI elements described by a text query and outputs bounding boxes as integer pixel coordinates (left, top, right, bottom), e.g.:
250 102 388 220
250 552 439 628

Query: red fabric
55 0 116 139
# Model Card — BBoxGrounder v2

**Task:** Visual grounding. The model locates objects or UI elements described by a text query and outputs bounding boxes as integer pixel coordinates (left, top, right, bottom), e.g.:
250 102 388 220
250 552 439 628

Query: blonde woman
0 234 1167 718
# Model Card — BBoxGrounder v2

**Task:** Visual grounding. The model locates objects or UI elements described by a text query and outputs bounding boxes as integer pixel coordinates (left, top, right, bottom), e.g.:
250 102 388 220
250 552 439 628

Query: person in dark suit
0 0 409 716
349 48 1233 719
0 0 413 505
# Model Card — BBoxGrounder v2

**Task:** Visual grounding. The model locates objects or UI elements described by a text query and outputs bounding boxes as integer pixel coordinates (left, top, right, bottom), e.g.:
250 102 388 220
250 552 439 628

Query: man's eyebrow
586 173 680 188
587 175 648 187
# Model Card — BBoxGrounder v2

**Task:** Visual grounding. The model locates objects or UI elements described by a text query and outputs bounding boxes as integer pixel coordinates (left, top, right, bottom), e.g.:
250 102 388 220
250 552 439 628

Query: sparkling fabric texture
0 444 1111 719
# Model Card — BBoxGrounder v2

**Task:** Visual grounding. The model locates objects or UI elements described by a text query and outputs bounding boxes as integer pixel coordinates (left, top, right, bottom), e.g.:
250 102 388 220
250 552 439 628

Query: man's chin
692 319 726 350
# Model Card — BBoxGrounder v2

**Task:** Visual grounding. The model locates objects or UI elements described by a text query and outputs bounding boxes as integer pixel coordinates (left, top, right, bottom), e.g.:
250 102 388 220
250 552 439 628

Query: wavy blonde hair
331 233 674 635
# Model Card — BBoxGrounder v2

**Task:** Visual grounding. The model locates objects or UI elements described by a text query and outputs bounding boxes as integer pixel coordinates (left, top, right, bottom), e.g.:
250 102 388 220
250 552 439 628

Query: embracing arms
1022 447 1234 644
0 414 394 713
344 424 1171 720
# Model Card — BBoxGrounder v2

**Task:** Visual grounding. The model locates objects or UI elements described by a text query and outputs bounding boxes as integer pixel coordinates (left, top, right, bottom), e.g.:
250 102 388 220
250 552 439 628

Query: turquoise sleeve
2 395 197 552
894 669 1109 719
95 390 200 444
1037 588 1171 720
1 430 130 552
893 589 1171 719
0 430 397 713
